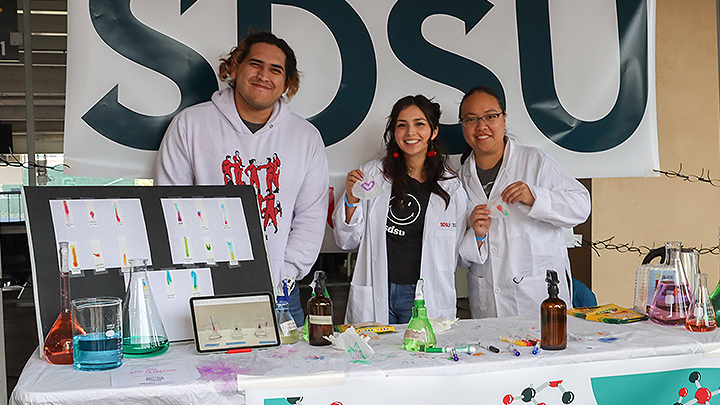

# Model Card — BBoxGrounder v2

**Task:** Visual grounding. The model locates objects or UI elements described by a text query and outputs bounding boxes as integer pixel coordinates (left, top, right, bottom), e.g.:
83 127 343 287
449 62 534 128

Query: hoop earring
427 140 437 157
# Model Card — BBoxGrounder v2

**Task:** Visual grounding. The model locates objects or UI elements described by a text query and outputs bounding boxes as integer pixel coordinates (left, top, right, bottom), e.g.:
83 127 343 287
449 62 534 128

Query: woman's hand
470 204 491 244
345 169 363 204
501 181 535 206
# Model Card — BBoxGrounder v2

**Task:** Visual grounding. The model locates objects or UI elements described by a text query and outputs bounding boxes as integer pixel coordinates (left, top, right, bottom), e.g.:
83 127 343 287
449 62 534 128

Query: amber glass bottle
44 242 74 364
307 271 333 346
541 270 567 350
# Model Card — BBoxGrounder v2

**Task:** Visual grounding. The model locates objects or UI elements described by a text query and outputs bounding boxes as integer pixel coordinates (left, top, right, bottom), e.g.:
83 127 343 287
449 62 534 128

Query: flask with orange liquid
44 241 74 364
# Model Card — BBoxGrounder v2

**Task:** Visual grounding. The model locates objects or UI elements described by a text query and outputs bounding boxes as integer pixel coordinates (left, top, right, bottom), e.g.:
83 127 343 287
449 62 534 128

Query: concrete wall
593 0 720 306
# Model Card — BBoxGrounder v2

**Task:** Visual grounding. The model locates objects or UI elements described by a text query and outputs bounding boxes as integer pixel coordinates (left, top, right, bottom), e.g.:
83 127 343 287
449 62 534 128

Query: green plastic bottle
402 279 436 352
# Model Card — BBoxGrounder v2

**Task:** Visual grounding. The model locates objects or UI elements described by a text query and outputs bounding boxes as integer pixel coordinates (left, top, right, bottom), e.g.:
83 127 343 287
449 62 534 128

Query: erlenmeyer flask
122 258 169 357
686 273 717 332
649 241 692 325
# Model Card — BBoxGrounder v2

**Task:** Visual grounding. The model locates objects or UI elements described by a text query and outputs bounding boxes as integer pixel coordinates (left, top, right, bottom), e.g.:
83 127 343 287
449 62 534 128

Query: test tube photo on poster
49 198 152 271
160 197 254 266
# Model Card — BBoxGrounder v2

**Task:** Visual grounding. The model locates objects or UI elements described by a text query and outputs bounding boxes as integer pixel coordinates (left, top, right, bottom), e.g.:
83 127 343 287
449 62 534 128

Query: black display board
22 185 274 345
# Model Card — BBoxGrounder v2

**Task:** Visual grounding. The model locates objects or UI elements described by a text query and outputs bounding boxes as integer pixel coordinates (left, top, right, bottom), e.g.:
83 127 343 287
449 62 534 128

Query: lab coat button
491 247 498 253
494 287 500 294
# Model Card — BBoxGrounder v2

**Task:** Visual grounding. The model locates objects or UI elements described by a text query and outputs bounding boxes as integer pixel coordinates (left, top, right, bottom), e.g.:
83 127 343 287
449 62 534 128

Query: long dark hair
381 95 453 208
459 86 506 164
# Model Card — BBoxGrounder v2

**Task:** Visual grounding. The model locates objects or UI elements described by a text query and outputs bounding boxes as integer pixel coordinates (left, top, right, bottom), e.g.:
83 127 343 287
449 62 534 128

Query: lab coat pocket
433 222 458 272
512 272 547 312
508 221 553 279
345 284 374 323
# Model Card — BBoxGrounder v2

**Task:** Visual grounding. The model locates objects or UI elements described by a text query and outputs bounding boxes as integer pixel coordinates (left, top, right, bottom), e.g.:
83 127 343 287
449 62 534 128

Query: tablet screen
189 293 280 353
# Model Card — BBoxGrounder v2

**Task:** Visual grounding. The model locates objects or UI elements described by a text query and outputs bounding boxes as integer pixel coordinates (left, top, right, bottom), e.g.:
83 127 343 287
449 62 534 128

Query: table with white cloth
10 316 720 405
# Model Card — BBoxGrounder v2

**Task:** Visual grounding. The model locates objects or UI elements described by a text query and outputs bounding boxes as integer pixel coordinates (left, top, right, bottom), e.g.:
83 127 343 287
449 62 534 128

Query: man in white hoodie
154 32 329 326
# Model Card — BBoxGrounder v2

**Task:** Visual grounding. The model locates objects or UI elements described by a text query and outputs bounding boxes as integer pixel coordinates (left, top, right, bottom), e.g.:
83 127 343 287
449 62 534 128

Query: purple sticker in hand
361 181 375 191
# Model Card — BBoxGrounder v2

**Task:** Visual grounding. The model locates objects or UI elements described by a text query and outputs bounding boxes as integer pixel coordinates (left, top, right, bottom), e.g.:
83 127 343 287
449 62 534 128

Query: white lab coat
459 139 591 318
334 160 468 324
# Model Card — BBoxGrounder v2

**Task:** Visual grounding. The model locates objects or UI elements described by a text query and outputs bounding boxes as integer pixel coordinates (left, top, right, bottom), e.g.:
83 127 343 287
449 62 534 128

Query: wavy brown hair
381 95 454 208
218 31 301 100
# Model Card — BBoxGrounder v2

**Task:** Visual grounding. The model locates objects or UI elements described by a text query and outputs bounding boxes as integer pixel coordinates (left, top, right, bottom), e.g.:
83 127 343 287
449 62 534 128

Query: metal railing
0 191 24 222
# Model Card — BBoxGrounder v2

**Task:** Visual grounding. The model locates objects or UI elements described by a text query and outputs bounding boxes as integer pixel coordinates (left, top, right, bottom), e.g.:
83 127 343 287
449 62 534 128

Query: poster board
22 185 274 348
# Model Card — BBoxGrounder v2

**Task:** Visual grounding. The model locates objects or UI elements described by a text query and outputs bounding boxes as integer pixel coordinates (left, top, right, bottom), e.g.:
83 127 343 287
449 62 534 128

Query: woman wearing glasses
334 95 467 324
457 86 590 318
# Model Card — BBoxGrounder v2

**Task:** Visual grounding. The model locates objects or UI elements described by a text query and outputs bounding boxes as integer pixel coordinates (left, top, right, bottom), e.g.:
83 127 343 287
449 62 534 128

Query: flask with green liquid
402 278 436 351
122 258 169 357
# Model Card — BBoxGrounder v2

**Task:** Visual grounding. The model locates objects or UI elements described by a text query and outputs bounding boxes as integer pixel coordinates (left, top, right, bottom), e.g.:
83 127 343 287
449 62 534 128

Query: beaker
681 248 700 295
648 241 692 325
254 317 268 338
205 318 222 340
72 297 123 371
230 320 244 339
122 258 169 357
686 273 717 332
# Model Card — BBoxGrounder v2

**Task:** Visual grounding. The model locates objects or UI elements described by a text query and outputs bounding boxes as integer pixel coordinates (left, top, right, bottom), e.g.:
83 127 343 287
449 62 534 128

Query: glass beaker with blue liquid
71 297 123 371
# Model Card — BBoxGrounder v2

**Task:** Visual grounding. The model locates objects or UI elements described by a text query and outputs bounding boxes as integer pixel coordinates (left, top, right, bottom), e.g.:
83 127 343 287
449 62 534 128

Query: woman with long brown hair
333 95 467 324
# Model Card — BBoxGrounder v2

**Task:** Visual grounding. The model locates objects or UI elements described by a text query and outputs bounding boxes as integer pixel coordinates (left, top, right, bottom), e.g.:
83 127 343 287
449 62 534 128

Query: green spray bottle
402 278 436 351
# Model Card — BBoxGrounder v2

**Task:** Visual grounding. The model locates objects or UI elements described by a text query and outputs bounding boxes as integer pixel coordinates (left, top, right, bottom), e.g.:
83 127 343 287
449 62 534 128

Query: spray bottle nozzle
545 270 559 285
546 270 560 295
312 271 327 295
415 278 425 301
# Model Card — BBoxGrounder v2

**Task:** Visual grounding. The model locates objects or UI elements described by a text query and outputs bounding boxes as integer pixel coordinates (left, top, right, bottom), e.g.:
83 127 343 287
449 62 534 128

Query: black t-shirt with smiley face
386 178 431 285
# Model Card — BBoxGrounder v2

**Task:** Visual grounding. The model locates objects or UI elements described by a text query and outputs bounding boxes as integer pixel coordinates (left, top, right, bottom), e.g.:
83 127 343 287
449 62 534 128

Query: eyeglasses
459 112 504 128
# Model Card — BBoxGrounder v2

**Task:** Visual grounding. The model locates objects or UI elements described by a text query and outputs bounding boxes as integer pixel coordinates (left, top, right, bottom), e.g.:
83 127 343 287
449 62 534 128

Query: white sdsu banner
63 0 658 180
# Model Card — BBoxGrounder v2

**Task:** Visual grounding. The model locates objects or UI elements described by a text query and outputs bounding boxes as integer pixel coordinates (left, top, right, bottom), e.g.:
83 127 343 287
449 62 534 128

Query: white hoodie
154 88 329 283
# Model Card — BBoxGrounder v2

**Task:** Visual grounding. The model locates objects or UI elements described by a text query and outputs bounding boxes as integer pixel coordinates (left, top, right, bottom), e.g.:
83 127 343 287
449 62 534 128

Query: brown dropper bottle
541 269 567 350
307 271 333 346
